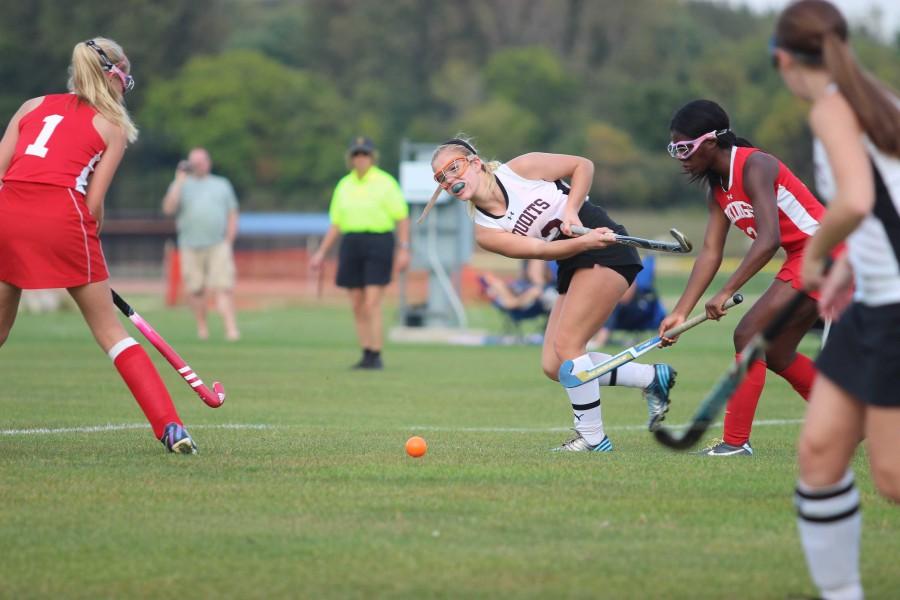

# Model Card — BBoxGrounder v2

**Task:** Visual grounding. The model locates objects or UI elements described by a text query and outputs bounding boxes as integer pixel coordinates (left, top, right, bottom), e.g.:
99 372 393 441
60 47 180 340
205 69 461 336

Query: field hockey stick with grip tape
111 290 226 408
653 290 810 450
559 293 743 388
570 225 693 254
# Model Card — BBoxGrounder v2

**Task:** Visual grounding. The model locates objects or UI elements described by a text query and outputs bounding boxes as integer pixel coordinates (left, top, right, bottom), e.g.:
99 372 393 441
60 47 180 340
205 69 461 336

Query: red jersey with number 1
3 94 106 194
712 146 825 253
0 94 109 289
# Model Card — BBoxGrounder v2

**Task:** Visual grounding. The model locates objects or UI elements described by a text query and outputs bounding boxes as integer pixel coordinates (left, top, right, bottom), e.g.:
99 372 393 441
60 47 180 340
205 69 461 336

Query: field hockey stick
111 290 225 408
570 225 693 253
653 290 810 450
821 318 832 348
559 293 743 388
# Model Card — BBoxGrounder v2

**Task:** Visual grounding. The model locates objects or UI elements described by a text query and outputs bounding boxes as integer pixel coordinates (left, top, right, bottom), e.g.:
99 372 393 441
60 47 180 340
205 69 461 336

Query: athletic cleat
552 431 613 452
693 438 753 456
643 364 676 432
160 423 198 455
351 351 384 370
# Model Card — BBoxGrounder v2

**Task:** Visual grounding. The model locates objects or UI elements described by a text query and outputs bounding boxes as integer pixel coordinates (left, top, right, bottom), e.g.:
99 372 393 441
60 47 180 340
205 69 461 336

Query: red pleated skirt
0 181 109 289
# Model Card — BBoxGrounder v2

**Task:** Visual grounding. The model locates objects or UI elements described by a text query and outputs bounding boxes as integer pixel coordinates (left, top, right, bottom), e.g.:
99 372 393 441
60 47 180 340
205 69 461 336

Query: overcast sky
711 0 900 39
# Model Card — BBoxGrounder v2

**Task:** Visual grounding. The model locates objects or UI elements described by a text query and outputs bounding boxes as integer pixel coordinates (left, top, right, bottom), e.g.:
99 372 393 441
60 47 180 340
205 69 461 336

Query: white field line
406 419 803 433
0 423 274 436
0 418 803 437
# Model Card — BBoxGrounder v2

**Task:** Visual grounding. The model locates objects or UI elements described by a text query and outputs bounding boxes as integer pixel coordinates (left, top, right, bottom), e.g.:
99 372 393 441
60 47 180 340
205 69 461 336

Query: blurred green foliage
1 0 897 212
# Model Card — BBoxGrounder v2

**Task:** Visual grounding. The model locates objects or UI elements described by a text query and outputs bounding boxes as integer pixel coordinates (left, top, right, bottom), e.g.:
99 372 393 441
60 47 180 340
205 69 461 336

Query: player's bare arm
474 223 614 260
86 114 128 230
0 97 43 178
712 151 782 308
506 152 594 235
660 195 728 344
803 93 873 289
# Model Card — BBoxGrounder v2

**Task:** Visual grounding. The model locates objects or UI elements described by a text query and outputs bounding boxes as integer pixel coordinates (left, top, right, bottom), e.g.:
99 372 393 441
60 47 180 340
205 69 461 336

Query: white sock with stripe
795 470 863 600
107 337 139 360
587 352 654 388
564 354 606 445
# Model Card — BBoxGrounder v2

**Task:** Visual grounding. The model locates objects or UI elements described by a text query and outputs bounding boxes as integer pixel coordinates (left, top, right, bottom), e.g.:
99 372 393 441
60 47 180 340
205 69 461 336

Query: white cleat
552 431 613 452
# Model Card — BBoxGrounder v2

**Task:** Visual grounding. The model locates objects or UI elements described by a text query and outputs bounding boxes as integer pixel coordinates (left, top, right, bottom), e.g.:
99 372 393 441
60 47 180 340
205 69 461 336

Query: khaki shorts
180 241 235 294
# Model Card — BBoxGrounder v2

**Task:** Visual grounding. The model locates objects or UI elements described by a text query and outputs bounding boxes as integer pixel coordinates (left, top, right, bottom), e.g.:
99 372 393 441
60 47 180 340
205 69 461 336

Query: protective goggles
768 35 822 70
86 40 135 93
768 36 779 69
667 130 720 160
433 155 473 188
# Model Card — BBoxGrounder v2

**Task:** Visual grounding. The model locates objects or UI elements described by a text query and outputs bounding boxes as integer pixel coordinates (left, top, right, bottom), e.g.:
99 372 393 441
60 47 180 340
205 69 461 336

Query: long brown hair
775 0 900 157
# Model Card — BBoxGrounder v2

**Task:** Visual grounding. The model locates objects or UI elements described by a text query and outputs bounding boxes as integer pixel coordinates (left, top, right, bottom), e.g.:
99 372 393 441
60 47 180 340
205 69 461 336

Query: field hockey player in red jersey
0 38 198 454
426 138 677 452
772 1 900 597
659 99 837 457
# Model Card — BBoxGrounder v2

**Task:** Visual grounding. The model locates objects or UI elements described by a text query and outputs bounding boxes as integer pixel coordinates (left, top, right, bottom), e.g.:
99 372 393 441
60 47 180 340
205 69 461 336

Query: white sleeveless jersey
814 135 900 306
473 164 571 241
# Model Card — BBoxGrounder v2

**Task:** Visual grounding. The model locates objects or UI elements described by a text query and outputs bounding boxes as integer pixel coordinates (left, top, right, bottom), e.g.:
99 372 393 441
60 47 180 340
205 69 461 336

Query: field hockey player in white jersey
772 1 900 598
424 138 677 452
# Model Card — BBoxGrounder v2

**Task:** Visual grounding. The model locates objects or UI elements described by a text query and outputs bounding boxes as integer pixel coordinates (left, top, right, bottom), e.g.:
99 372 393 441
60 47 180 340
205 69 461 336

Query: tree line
1 0 897 213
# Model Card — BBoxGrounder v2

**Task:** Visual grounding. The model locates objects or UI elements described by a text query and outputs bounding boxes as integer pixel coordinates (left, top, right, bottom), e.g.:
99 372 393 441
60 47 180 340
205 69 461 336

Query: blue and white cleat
552 431 613 452
160 422 198 455
643 364 676 432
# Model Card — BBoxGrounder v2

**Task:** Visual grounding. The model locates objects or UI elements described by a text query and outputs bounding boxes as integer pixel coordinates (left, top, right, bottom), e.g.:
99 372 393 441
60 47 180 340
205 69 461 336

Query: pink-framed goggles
667 129 725 160
86 40 135 93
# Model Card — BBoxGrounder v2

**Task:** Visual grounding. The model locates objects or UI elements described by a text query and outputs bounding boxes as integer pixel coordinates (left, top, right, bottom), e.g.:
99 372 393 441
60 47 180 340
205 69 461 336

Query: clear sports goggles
667 130 721 160
433 155 473 189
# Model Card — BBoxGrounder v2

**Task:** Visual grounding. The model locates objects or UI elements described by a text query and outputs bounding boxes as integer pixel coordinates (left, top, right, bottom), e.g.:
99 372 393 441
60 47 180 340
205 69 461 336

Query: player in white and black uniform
773 2 900 598
425 138 676 452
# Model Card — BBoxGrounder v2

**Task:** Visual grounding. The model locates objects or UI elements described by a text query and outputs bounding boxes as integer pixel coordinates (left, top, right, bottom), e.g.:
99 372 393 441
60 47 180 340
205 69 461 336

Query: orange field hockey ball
405 436 427 458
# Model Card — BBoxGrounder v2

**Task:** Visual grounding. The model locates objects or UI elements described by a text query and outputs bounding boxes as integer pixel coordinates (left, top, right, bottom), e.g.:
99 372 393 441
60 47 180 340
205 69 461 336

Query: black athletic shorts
336 232 395 289
816 301 900 407
555 202 643 294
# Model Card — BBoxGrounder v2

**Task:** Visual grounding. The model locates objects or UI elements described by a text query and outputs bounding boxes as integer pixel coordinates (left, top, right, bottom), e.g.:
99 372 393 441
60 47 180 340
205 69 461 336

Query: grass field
1 279 898 599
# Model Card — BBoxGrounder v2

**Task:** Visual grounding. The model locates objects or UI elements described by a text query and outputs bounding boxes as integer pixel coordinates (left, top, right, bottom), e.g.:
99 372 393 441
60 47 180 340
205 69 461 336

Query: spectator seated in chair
479 259 558 335
591 254 667 348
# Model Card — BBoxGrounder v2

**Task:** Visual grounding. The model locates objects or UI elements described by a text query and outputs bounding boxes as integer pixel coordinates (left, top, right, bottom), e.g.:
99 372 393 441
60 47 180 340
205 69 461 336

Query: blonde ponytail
68 38 138 143
821 33 900 156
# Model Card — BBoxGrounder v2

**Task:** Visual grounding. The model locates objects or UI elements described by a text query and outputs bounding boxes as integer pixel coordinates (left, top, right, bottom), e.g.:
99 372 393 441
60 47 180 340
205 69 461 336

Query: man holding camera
162 147 240 341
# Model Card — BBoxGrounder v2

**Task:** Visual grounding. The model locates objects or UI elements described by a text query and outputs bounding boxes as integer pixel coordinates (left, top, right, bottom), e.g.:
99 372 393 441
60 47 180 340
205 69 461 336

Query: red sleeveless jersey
713 146 825 252
3 94 107 194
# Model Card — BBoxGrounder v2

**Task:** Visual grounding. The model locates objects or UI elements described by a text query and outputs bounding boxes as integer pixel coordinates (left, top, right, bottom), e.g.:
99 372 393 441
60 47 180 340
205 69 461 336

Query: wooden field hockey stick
653 290 810 450
570 225 693 254
558 294 743 388
111 290 225 408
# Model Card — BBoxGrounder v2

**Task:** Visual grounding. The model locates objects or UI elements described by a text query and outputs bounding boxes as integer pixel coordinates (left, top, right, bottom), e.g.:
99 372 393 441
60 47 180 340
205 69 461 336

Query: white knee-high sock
588 352 655 388
564 354 605 445
795 470 863 600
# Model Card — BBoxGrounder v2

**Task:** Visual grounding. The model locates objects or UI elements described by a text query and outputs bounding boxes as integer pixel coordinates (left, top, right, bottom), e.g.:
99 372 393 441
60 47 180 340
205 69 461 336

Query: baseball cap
348 136 376 154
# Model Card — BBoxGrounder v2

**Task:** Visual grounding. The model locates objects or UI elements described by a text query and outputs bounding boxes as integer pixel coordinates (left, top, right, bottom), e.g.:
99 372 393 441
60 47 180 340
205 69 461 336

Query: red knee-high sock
723 354 767 446
110 338 181 439
773 353 816 401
